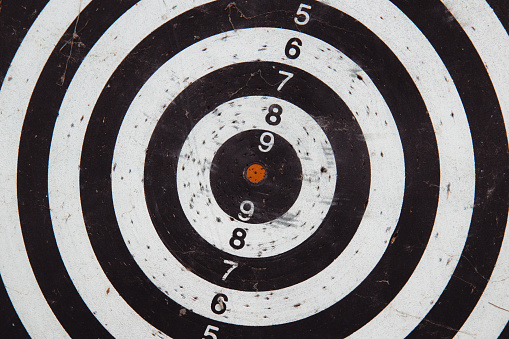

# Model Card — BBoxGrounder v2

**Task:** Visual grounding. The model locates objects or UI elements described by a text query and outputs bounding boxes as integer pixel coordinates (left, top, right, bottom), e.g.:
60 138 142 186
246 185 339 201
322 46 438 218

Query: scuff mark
228 69 277 98
488 302 509 313
58 1 88 86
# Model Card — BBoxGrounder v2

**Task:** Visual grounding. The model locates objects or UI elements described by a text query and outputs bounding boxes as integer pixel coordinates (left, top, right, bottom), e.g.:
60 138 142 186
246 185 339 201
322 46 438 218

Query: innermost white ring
177 96 336 258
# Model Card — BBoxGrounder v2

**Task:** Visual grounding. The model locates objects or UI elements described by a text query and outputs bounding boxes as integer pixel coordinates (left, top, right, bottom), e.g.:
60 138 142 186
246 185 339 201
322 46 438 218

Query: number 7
222 260 238 281
278 70 294 91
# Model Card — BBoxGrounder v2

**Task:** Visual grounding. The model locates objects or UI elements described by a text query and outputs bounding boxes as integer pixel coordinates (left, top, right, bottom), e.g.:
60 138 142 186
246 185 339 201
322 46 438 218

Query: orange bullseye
245 163 266 184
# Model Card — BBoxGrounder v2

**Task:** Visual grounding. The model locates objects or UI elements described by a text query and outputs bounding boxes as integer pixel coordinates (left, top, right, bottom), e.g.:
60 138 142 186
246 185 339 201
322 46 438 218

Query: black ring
142 61 368 291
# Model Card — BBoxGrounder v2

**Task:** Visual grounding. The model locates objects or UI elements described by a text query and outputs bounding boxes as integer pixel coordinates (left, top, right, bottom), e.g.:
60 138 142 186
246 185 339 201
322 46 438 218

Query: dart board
1 0 509 338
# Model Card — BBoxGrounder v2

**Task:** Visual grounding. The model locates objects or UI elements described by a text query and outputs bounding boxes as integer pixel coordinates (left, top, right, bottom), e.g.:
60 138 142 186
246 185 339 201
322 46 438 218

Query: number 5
294 3 312 25
203 325 219 339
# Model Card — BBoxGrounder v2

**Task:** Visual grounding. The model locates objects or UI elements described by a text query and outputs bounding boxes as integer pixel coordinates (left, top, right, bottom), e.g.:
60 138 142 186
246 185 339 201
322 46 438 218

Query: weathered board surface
1 1 508 338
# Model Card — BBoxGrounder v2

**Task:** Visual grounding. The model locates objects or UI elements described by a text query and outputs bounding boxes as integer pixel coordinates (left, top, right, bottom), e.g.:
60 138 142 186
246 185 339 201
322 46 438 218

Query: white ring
0 0 93 337
442 1 509 337
46 1 214 337
177 96 336 258
112 27 404 325
325 0 475 337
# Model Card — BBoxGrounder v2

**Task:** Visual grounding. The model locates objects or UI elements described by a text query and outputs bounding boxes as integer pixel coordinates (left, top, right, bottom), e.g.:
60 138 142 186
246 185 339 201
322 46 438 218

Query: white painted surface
441 1 509 337
0 0 94 337
47 0 215 337
0 0 503 336
318 1 475 338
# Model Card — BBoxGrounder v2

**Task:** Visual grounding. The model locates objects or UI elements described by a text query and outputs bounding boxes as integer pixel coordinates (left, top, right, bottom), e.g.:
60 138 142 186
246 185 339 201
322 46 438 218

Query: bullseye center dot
245 163 266 184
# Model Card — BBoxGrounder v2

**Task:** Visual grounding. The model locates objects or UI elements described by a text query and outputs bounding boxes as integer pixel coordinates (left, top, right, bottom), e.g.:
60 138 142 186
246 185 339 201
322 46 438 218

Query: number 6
285 38 302 59
211 294 228 315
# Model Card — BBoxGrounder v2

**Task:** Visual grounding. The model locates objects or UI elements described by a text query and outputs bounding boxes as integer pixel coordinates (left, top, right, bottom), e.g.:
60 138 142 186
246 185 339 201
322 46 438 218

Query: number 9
238 200 254 221
258 132 275 152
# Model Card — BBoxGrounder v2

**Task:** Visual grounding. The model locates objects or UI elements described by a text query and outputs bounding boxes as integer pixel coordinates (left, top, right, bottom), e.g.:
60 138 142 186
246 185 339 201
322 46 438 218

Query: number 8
265 104 283 125
229 228 247 250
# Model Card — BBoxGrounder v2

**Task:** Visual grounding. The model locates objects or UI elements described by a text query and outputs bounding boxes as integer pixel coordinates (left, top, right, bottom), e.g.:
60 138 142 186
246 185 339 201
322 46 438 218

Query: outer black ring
0 0 49 337
392 0 509 336
14 1 137 337
141 61 369 291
